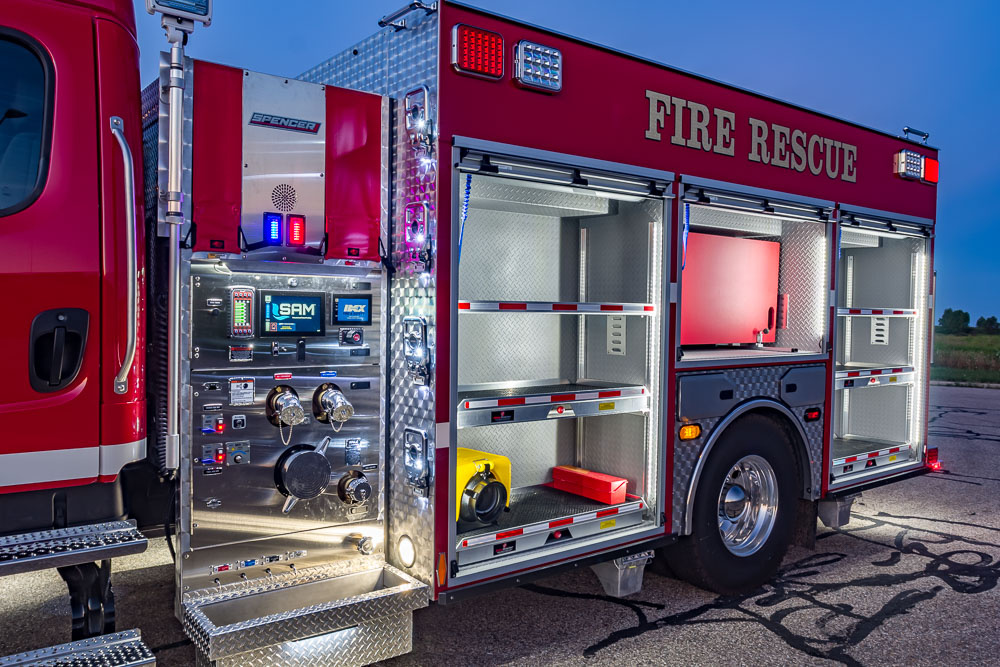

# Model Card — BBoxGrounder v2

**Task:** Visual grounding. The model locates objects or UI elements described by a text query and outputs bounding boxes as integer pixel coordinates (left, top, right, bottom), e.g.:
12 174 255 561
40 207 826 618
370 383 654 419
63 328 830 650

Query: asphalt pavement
1 385 997 666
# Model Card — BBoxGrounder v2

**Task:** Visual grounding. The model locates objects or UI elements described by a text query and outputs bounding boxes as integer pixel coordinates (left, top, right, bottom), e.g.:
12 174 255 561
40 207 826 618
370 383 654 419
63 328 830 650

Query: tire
663 413 799 595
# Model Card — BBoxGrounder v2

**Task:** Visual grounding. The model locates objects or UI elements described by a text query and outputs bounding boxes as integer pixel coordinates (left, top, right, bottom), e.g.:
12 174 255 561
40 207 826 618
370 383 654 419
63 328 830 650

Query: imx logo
343 304 366 313
249 112 321 134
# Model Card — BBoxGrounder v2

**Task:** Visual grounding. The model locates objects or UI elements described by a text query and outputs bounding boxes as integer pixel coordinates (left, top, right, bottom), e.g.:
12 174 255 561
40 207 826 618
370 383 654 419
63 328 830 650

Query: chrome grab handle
110 116 138 395
378 1 436 30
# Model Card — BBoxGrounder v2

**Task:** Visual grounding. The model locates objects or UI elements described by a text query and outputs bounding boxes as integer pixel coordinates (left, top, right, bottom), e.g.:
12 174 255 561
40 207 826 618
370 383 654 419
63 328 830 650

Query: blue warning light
264 212 282 245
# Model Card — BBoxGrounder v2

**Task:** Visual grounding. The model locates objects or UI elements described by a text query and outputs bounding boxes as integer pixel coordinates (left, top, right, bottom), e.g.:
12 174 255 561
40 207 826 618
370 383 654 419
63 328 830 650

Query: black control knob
338 473 372 504
277 437 332 514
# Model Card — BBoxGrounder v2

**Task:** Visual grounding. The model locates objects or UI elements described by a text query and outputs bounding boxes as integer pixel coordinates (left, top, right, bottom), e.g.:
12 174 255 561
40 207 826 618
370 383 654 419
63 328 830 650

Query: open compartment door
830 208 933 488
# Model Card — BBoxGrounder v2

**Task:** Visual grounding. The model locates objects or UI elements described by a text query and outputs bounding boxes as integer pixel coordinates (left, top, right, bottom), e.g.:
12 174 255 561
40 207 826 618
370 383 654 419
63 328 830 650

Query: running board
0 629 154 666
0 520 147 576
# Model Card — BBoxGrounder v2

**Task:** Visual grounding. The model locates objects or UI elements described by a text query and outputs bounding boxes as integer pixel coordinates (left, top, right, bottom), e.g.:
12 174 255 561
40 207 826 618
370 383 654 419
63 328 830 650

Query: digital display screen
332 295 372 325
260 292 325 336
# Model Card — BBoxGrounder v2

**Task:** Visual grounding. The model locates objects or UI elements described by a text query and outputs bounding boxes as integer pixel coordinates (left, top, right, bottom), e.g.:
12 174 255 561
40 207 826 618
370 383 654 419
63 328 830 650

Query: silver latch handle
109 116 138 395
378 1 437 30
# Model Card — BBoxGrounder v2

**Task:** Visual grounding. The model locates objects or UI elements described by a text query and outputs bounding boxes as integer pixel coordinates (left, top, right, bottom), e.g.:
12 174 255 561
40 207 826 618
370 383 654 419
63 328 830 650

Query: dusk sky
134 0 1000 321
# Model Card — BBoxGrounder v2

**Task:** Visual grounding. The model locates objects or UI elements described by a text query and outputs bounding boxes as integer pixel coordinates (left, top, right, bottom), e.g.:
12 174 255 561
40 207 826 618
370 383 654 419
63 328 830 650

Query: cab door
0 2 101 492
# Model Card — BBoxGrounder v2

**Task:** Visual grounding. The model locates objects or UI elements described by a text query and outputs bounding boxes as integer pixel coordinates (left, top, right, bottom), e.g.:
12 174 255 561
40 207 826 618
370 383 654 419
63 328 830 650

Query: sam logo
249 112 321 134
278 303 316 317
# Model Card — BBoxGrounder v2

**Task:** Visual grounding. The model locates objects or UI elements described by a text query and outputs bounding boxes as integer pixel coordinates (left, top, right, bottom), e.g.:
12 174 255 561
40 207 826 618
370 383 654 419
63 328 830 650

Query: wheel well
683 400 814 535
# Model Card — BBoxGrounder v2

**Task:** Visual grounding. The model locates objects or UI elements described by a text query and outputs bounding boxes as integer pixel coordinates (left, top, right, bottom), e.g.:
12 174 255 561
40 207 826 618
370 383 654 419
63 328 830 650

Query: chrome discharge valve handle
280 436 332 514
319 387 354 424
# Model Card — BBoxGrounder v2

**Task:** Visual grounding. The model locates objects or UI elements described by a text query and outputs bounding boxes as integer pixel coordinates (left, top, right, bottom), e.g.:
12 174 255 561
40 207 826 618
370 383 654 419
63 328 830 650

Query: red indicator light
556 405 565 414
923 158 939 184
287 215 306 246
552 530 563 540
804 408 821 422
215 423 225 434
214 450 225 463
452 24 504 79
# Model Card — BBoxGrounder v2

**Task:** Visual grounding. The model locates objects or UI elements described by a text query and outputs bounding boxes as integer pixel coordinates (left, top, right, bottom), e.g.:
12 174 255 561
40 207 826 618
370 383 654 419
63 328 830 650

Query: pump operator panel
185 265 383 570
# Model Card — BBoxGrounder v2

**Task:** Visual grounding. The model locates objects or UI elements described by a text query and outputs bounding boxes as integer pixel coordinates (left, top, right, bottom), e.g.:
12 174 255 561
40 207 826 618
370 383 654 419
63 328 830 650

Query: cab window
0 32 50 216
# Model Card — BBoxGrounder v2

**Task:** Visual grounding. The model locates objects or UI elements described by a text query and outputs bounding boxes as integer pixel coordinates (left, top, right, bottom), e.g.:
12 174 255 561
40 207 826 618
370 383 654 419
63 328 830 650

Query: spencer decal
644 90 857 183
248 112 321 134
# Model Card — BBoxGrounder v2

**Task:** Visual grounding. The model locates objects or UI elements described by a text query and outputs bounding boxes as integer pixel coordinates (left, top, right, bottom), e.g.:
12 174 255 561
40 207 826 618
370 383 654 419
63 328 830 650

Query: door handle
109 116 138 395
29 309 89 393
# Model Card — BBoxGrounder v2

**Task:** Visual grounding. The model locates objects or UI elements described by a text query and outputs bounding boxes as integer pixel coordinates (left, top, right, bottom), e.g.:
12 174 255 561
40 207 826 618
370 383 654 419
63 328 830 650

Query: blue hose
458 173 472 265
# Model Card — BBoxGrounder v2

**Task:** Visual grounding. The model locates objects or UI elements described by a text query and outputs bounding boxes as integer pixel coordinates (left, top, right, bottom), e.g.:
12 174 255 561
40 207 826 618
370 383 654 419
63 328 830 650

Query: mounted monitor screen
260 291 325 336
332 295 372 326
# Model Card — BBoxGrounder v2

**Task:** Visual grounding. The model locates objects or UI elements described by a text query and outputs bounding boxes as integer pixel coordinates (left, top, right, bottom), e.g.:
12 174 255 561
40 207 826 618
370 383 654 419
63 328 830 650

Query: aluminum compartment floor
457 485 632 539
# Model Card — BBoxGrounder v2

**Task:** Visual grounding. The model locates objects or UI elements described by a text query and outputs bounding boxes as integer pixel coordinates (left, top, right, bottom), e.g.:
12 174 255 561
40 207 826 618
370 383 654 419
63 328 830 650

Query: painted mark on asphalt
525 510 1000 665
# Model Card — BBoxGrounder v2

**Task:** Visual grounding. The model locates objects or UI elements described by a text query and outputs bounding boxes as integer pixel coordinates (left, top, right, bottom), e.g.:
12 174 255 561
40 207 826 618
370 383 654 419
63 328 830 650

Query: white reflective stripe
435 422 450 449
524 395 550 405
669 283 679 303
99 438 146 475
575 392 599 400
0 447 99 487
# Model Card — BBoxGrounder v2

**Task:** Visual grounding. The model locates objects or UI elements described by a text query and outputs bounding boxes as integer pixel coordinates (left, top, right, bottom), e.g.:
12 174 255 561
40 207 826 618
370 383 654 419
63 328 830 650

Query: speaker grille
271 183 297 212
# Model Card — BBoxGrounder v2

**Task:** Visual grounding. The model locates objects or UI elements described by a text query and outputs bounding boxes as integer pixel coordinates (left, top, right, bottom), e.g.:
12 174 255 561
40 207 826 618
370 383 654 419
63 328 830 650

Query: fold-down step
0 629 154 666
183 561 428 665
0 520 147 576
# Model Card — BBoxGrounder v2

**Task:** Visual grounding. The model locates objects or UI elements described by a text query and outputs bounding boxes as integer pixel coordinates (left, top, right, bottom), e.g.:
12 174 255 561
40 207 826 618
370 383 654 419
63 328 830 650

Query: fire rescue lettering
644 90 857 182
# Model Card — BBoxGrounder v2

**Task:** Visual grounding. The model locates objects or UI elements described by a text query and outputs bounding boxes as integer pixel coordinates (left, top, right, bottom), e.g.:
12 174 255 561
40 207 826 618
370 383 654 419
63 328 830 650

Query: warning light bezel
264 211 283 245
679 424 701 441
451 24 504 80
287 214 306 246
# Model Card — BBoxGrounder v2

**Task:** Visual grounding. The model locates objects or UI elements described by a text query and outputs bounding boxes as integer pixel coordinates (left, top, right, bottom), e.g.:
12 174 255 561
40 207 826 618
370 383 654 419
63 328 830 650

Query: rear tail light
452 24 504 79
804 408 822 422
926 447 941 471
264 212 282 245
895 149 938 184
287 215 305 246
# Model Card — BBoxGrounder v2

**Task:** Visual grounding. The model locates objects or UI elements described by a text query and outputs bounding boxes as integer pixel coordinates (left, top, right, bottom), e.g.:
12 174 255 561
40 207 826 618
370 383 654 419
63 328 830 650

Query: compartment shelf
456 485 644 552
837 307 917 317
835 363 915 390
458 300 655 314
457 381 648 428
831 437 913 472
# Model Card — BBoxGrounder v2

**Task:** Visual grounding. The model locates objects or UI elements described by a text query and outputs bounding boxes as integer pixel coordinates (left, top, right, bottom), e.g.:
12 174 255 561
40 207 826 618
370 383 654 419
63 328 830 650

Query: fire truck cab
0 1 939 664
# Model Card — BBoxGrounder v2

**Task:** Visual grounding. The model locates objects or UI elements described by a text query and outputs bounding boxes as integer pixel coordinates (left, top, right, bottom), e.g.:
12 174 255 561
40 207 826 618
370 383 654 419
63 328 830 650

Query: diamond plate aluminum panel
458 207 576 302
457 420 574 488
582 198 661 304
458 313 578 386
688 205 783 236
198 612 411 667
672 364 825 534
302 12 440 591
838 237 923 309
839 384 910 443
843 316 912 366
183 560 427 661
469 176 610 217
579 413 649 496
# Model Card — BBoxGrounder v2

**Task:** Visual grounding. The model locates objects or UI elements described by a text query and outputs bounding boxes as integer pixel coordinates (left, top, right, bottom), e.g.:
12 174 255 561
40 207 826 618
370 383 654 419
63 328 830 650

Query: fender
683 398 811 535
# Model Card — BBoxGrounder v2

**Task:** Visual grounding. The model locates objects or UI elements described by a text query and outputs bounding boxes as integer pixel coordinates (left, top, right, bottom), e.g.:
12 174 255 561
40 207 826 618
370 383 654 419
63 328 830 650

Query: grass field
932 333 1000 384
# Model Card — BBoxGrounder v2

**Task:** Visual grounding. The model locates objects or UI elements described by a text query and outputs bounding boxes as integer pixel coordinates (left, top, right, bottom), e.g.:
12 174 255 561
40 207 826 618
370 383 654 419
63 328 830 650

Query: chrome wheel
717 454 779 557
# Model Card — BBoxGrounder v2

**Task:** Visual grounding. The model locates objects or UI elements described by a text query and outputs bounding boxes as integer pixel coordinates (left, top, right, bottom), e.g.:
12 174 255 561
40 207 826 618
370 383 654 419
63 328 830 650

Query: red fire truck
0 0 940 663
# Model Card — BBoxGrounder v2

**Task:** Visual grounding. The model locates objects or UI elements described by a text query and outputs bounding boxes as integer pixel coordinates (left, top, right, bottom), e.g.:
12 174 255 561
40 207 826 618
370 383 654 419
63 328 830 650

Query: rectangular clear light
514 40 562 92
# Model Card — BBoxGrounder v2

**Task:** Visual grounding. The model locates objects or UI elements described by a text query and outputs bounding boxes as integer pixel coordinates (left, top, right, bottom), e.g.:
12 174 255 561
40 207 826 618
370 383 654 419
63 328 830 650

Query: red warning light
215 423 225 434
923 158 939 184
214 450 225 463
287 215 306 246
452 24 504 79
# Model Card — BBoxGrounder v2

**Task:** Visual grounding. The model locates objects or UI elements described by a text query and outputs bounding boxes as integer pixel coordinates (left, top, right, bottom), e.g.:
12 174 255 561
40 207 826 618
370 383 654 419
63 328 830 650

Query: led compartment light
452 24 504 79
514 40 562 92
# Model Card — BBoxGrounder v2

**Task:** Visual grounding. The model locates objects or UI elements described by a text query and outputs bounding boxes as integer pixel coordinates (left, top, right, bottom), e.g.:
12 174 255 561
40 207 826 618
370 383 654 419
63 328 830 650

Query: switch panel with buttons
201 414 225 434
201 445 227 466
227 442 250 465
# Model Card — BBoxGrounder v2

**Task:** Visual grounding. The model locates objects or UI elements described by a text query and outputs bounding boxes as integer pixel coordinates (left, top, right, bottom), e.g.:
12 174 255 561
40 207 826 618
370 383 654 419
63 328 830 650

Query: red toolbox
551 466 627 505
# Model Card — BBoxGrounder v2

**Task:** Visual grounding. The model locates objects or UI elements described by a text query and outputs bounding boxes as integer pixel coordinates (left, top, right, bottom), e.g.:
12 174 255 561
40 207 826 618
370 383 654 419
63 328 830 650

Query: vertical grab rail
109 116 138 395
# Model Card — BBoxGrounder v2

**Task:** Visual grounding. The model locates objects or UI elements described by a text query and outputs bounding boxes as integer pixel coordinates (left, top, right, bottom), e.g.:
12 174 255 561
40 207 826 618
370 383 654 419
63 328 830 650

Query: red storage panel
324 86 382 261
191 61 242 253
680 232 780 346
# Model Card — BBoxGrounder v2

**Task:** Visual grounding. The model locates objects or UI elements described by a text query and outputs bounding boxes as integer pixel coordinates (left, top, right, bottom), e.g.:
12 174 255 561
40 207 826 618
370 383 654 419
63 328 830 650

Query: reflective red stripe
847 371 860 377
849 309 861 314
598 390 621 398
464 401 470 409
892 368 903 373
643 305 654 311
871 309 883 315
868 452 879 458
600 304 624 311
499 303 527 310
550 394 575 402
596 508 619 518
871 369 882 375
845 456 858 463
458 302 470 310
552 303 578 311
549 518 573 528
496 529 523 540
498 397 525 407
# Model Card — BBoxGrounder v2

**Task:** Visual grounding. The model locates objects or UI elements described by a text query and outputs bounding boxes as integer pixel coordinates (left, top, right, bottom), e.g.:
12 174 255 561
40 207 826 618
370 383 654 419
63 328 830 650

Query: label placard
599 402 616 411
229 378 255 406
600 519 617 530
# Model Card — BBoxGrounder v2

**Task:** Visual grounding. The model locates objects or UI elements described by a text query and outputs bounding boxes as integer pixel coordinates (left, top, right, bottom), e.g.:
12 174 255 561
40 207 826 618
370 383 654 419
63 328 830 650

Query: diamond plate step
0 520 147 576
0 629 154 666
